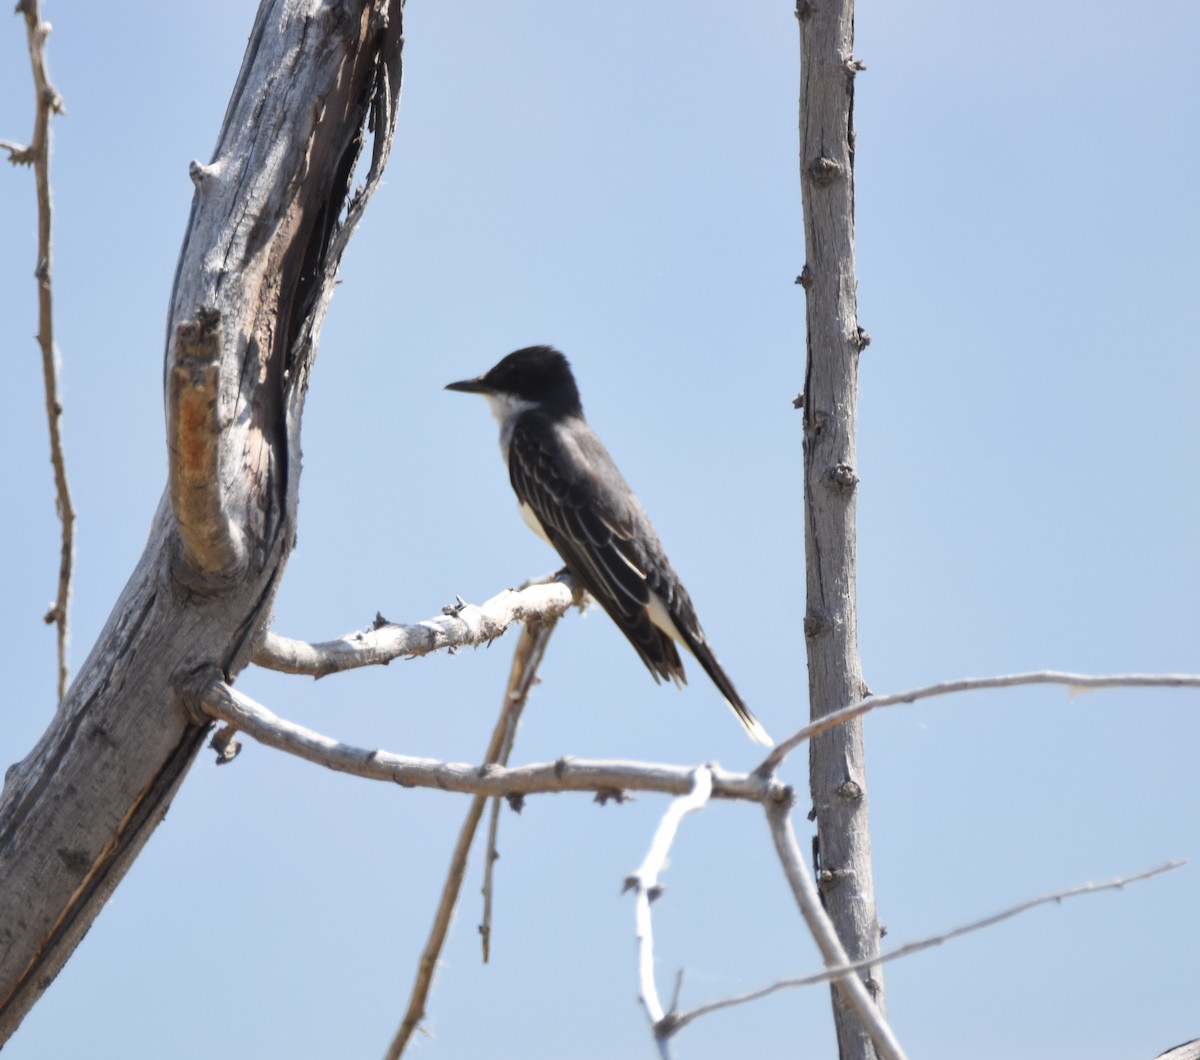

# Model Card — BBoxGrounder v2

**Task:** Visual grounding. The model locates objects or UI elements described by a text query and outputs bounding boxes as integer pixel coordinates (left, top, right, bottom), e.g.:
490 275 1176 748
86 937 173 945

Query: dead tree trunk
797 1 885 1056
0 0 403 1041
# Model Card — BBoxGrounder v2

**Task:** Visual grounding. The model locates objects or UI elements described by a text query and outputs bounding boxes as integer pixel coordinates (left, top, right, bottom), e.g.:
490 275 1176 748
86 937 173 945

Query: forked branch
625 766 714 1058
664 859 1183 1034
192 659 1197 1059
386 617 558 1059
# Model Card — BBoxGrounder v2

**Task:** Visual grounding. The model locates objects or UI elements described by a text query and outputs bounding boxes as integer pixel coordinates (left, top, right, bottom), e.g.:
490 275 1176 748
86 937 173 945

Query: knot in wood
210 725 242 765
817 867 853 893
836 779 863 803
56 847 91 877
808 156 844 186
655 1011 682 1037
768 782 796 809
188 159 217 189
828 463 858 490
803 611 829 639
170 661 227 727
175 305 222 354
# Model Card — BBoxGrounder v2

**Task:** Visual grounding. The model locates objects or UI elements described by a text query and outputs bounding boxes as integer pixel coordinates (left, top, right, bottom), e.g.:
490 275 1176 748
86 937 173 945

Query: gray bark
0 0 403 1041
796 0 885 1056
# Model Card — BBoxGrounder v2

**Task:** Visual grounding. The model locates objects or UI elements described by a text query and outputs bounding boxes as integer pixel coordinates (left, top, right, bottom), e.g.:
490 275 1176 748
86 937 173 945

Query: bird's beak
445 376 490 395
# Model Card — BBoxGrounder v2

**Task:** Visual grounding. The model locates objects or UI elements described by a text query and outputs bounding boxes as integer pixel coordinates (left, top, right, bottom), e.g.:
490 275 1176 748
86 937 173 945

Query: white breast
517 499 552 544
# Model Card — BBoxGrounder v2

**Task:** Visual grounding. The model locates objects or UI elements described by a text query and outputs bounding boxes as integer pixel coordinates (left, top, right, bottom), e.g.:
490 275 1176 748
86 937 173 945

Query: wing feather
508 414 684 684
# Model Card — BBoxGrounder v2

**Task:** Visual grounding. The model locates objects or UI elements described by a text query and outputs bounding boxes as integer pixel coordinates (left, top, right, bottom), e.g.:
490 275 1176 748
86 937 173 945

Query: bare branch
0 2 408 1040
480 781 504 963
166 307 248 579
765 801 908 1060
198 665 1188 1056
198 678 784 803
625 766 713 1055
7 0 74 703
479 626 538 962
796 0 884 1049
0 138 33 162
760 671 1200 774
252 572 582 676
386 618 556 1060
669 860 1184 1033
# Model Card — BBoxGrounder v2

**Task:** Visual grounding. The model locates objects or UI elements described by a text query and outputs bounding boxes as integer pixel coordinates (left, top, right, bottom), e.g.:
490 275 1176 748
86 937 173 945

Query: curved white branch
765 802 908 1060
199 679 785 804
625 766 713 1053
252 572 582 676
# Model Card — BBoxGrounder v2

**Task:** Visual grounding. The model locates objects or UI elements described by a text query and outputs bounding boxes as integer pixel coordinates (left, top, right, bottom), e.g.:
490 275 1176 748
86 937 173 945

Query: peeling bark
0 0 404 1041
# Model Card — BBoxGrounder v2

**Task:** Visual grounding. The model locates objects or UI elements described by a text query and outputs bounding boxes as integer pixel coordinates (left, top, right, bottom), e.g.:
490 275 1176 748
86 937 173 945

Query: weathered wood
0 0 404 1041
796 0 885 1056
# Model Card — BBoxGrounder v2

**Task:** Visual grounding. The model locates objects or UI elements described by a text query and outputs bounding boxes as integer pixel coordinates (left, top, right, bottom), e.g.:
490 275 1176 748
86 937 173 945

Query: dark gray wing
508 412 687 687
507 413 773 745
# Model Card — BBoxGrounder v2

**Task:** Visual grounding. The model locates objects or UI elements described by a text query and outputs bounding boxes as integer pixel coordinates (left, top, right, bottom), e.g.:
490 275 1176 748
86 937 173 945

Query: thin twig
625 766 713 1057
7 0 74 704
252 572 581 676
480 785 503 963
480 674 527 963
668 859 1184 1034
197 679 787 803
764 801 908 1060
759 671 1200 774
384 618 556 1060
0 138 31 161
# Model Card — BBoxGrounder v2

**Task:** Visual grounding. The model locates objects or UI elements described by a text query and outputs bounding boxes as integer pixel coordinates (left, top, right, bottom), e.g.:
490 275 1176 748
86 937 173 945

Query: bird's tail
724 690 774 748
690 645 773 747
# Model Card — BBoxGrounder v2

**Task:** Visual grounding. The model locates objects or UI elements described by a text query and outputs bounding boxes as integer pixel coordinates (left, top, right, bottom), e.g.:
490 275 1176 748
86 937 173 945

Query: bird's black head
446 345 583 416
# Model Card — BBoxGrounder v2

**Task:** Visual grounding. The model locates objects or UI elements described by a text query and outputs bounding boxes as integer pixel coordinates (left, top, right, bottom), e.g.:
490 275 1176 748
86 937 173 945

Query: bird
445 345 772 746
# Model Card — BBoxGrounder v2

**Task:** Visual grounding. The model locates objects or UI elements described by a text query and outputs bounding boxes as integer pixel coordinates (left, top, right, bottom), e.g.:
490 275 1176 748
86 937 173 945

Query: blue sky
2 2 1198 1057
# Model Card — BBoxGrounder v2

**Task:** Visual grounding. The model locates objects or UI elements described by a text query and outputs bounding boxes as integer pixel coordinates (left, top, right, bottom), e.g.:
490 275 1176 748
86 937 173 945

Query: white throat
483 392 538 465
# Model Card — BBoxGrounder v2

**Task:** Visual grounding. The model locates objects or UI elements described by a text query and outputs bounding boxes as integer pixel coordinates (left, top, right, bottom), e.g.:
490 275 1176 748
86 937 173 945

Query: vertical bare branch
3 0 74 705
796 0 883 1054
386 617 558 1060
480 695 523 962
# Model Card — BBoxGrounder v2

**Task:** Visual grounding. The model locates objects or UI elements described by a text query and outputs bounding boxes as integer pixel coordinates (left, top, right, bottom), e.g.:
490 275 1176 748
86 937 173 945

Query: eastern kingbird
446 345 772 746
